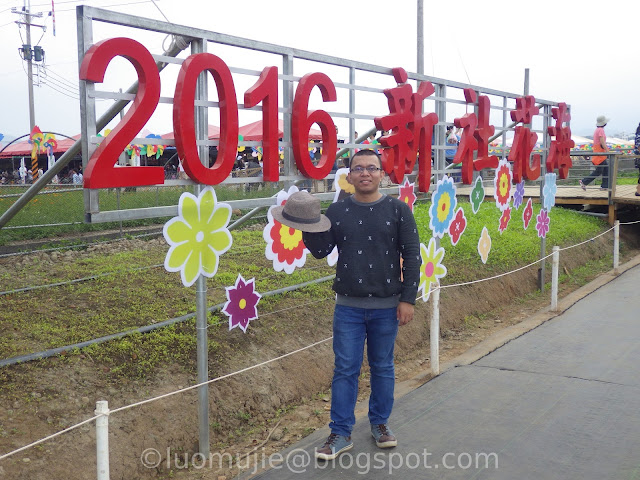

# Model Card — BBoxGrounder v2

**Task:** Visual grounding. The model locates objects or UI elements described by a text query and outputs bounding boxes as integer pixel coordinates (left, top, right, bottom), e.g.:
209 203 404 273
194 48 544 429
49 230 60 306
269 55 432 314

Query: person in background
445 126 462 182
580 115 610 191
634 121 640 196
303 149 420 461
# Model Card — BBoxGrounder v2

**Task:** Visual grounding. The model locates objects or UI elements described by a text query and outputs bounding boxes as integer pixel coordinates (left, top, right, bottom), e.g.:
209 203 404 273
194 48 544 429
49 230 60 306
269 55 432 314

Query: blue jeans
329 305 399 437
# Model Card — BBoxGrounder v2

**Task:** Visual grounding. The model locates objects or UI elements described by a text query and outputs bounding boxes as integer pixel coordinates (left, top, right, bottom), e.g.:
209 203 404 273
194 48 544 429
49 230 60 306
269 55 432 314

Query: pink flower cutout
448 207 467 246
499 207 511 234
398 178 417 212
523 198 533 230
222 274 262 333
536 209 550 238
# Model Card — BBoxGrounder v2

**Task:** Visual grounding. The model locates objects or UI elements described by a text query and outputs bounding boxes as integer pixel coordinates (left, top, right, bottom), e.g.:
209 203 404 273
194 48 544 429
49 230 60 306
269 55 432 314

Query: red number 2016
79 38 337 189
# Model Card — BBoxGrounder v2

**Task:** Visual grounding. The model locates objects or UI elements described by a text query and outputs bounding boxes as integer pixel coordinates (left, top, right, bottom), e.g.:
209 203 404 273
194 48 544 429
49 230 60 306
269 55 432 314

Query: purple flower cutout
513 181 525 210
536 209 550 238
223 274 262 333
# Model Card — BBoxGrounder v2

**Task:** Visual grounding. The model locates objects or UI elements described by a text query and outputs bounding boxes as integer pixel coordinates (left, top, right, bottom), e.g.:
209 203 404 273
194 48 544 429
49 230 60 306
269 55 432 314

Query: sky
1 0 639 144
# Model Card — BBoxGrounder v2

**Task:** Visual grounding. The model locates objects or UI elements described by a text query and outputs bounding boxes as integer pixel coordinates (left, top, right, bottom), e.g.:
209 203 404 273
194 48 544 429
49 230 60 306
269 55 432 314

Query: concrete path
246 260 640 479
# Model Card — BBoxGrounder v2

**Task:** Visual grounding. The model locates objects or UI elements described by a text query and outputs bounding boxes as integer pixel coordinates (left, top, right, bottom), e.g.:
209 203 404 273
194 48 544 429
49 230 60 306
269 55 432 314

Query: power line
41 81 79 100
54 0 153 13
43 66 78 89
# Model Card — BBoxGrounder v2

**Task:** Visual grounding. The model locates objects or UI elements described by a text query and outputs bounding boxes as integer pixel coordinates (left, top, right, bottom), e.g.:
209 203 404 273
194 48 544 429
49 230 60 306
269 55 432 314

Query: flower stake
429 175 457 238
418 238 447 302
398 178 417 212
163 186 233 287
263 186 309 274
478 226 492 264
223 274 262 333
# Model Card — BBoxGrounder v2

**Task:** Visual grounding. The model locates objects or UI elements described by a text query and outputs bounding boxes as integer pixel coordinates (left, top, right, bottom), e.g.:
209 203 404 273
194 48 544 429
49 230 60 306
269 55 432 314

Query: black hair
350 148 382 168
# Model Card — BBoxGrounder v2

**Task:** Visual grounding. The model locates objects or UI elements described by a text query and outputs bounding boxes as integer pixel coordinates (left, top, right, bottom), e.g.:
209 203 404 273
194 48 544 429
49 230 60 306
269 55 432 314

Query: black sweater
303 195 420 305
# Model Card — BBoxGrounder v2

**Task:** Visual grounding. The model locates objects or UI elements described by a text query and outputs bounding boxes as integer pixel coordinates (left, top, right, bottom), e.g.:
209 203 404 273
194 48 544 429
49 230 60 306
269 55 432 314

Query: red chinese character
546 103 575 179
508 95 541 182
374 67 438 192
454 89 499 184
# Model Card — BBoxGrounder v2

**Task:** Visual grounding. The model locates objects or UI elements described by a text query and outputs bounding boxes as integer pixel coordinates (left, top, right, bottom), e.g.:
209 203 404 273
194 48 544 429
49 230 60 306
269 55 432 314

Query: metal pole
551 246 559 311
95 400 110 480
25 0 36 133
25 0 38 181
528 68 546 291
192 38 210 457
430 287 440 376
613 220 619 274
349 67 356 159
417 0 424 75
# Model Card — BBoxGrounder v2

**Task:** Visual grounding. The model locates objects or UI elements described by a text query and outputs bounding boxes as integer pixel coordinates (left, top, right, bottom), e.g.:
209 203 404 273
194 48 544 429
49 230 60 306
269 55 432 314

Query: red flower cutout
499 207 511 234
448 207 467 246
398 178 417 212
523 198 533 230
263 187 309 274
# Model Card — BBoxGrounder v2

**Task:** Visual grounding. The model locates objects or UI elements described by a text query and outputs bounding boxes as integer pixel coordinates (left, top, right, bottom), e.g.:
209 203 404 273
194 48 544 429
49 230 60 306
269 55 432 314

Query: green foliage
0 191 614 384
413 199 606 282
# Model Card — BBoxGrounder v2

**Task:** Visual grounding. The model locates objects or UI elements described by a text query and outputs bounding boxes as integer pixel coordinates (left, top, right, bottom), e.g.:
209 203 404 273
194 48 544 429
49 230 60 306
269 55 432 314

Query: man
580 115 610 191
303 149 420 460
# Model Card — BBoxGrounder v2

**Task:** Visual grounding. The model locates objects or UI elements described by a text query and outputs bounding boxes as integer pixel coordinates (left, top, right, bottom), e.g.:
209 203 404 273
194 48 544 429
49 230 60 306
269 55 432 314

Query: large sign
78 8 573 198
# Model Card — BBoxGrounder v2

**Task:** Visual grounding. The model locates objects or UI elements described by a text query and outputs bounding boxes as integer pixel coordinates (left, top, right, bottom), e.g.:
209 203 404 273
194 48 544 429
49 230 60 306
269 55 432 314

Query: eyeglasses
350 166 382 174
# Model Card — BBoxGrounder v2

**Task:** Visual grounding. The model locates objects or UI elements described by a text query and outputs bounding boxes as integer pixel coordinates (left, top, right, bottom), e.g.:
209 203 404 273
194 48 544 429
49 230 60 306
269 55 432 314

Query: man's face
347 153 384 195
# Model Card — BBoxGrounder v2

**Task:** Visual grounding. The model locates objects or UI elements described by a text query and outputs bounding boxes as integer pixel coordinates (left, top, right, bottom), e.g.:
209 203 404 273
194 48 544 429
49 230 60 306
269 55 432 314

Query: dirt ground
0 224 638 480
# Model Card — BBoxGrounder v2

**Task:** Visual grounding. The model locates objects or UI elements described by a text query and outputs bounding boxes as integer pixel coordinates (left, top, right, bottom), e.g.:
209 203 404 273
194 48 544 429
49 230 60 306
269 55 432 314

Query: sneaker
315 433 353 460
579 180 586 191
371 424 398 448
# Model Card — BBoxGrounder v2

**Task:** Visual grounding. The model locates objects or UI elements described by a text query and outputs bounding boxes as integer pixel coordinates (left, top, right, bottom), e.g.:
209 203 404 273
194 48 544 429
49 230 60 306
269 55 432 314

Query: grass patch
0 197 614 383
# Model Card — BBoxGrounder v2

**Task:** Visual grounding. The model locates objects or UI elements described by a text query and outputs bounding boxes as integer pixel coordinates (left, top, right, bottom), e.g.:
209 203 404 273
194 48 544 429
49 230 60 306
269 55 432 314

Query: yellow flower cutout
337 171 355 194
163 186 233 287
477 226 492 264
418 238 447 302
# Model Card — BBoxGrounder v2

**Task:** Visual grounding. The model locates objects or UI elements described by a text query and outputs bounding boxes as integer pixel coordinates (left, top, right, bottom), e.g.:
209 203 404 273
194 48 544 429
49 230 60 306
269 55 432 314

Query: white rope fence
1 218 638 477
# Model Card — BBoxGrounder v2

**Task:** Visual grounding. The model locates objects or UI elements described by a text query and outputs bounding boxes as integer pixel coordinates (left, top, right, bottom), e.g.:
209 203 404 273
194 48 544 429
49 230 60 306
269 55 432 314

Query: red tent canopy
161 124 220 140
236 118 323 141
0 134 81 158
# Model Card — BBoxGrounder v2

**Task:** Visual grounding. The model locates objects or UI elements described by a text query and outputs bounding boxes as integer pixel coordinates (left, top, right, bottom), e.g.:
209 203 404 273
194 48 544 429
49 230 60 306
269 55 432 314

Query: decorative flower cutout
429 175 458 238
542 173 557 211
326 246 339 267
493 158 512 211
43 133 58 155
222 274 262 333
448 207 467 246
418 238 447 302
398 178 417 212
499 207 511 234
523 198 533 230
334 167 354 202
477 226 492 264
263 186 309 274
513 181 525 210
471 176 485 214
163 187 233 287
536 209 550 238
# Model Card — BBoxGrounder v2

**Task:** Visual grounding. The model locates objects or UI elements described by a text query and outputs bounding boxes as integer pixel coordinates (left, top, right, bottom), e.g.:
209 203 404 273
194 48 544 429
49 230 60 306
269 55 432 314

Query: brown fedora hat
271 191 331 233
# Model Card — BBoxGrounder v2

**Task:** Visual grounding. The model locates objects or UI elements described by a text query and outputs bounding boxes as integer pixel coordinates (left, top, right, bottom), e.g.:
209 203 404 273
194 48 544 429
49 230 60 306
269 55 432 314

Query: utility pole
12 0 45 179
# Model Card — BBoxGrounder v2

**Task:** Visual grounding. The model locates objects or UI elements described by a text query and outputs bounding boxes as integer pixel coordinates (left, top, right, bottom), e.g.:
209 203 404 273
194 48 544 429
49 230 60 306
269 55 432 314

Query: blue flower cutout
542 173 557 211
429 175 458 238
513 181 525 210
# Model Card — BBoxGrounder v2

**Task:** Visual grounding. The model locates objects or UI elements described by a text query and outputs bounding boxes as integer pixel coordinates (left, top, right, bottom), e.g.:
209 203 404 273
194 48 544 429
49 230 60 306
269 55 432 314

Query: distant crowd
0 167 83 186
